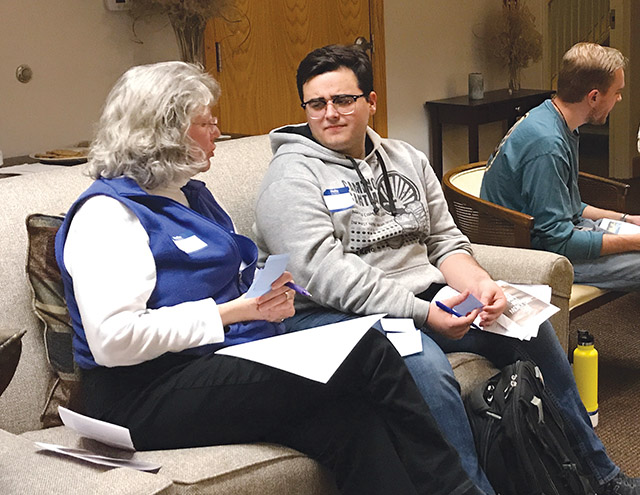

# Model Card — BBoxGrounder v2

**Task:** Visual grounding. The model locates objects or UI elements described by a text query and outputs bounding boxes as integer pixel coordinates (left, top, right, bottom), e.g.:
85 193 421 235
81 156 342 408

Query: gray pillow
25 214 84 427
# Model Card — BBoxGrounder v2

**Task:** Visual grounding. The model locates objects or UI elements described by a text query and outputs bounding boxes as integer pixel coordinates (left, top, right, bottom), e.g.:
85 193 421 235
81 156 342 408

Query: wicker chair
442 162 629 321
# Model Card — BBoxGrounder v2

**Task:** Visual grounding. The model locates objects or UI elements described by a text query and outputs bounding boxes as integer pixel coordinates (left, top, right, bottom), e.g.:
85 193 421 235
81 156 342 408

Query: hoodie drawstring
346 152 397 216
376 150 397 215
347 155 380 214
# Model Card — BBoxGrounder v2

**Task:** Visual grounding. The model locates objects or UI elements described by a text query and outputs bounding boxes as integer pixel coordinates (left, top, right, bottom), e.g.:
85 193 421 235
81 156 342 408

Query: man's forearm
583 204 640 228
582 204 623 222
600 233 640 255
439 253 492 294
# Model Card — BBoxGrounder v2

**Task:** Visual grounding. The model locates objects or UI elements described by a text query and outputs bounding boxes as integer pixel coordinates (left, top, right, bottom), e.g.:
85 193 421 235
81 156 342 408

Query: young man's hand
427 290 482 340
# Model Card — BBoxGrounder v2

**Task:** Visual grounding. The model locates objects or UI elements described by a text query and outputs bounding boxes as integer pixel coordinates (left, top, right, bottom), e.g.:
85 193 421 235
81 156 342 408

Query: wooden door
204 0 386 136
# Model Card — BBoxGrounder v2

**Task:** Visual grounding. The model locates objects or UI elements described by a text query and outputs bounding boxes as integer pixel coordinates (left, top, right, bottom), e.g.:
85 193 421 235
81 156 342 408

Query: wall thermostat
104 0 132 11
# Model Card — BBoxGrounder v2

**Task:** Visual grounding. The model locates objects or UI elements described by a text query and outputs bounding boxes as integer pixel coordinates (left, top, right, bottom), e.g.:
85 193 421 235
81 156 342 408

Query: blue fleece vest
55 176 284 369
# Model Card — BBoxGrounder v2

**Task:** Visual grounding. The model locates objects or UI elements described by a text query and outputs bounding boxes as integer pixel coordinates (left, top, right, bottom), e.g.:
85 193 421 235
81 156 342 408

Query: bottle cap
577 329 594 345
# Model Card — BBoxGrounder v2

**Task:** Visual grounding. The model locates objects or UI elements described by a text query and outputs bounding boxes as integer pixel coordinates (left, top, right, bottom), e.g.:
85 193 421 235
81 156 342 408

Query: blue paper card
245 254 290 298
453 293 484 316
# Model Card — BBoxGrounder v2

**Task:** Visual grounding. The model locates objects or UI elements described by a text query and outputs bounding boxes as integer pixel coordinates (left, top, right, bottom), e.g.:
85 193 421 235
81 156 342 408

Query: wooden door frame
205 0 387 137
370 0 387 137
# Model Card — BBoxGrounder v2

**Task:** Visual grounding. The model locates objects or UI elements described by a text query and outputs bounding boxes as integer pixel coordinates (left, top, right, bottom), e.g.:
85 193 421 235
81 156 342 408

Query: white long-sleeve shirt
63 194 225 368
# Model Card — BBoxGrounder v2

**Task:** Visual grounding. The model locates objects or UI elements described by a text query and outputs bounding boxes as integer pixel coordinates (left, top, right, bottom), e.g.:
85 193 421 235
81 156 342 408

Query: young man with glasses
254 44 639 495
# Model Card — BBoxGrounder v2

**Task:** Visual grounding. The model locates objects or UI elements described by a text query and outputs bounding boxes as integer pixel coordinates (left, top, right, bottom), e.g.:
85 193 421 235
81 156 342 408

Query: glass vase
508 65 521 94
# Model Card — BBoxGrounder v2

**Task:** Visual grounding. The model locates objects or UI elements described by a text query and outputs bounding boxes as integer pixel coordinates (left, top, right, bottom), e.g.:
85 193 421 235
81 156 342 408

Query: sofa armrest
471 243 573 352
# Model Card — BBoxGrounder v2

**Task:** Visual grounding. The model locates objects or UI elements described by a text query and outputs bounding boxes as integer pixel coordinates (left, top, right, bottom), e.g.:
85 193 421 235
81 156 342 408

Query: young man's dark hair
295 44 374 102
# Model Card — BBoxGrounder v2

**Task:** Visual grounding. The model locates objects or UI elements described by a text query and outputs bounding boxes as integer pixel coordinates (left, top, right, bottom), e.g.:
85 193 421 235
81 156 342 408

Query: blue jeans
572 218 640 291
287 310 620 491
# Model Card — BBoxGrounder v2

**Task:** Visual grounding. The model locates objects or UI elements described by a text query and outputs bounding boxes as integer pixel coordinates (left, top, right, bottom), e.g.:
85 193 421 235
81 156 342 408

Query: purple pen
286 281 312 298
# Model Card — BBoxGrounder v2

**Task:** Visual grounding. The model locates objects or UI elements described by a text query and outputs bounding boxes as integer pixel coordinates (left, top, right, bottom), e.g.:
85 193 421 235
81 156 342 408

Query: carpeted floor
570 291 640 477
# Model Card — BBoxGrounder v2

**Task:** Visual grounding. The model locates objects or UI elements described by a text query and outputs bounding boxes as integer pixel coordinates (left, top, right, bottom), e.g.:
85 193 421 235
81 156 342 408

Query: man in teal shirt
481 42 640 291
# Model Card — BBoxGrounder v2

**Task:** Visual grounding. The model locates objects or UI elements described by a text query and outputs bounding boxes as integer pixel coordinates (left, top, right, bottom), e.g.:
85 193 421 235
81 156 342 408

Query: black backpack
464 360 595 495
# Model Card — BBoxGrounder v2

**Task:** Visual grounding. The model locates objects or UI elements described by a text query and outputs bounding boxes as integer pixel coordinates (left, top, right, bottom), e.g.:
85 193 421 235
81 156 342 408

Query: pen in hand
285 281 312 298
435 301 482 331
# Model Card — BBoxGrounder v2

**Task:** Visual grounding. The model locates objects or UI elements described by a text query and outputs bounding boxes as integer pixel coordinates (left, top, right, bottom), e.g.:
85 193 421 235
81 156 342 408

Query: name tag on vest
323 186 354 212
172 234 207 254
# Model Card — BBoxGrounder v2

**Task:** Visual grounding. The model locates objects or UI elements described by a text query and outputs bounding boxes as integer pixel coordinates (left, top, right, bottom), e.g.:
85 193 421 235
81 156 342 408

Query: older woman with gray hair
54 61 487 495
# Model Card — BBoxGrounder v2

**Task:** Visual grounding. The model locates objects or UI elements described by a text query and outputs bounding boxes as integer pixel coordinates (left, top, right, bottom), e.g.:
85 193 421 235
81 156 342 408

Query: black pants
82 329 483 495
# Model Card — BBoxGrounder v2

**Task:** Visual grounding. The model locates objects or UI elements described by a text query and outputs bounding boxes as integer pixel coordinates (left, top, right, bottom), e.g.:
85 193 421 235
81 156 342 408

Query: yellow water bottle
573 330 598 427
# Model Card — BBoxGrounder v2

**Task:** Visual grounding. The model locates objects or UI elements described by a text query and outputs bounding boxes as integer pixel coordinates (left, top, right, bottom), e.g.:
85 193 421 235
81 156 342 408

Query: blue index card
244 254 290 299
453 293 484 316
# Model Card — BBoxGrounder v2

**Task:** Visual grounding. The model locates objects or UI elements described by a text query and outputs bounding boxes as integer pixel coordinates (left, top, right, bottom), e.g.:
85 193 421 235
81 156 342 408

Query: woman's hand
426 290 482 340
218 272 296 326
254 272 296 322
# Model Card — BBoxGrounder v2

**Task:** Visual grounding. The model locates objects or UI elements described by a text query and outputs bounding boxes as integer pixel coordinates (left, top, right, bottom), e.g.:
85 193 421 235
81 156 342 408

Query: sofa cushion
0 327 26 397
2 429 173 495
448 351 498 397
22 427 339 495
25 214 83 427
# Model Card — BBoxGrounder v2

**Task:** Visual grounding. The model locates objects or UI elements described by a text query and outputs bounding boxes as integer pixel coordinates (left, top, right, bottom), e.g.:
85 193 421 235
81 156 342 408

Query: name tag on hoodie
323 187 354 212
172 233 207 254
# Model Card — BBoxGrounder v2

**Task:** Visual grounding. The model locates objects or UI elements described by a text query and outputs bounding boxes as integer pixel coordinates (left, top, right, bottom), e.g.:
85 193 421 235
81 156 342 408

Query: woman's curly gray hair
88 61 221 189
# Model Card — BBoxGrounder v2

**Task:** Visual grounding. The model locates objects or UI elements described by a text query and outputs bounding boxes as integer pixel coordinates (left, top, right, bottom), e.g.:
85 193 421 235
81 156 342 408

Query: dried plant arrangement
488 0 543 92
130 0 235 63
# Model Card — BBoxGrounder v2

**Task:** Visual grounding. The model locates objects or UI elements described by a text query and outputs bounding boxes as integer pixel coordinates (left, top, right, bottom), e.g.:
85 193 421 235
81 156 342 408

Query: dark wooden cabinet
425 88 555 180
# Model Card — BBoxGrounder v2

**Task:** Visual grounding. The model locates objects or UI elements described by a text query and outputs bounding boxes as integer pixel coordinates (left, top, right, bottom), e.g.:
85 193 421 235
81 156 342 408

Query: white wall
0 0 178 157
384 0 546 174
1 0 547 166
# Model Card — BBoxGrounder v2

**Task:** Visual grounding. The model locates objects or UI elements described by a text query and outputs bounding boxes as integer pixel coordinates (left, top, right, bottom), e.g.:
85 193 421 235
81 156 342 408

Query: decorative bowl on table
29 148 90 165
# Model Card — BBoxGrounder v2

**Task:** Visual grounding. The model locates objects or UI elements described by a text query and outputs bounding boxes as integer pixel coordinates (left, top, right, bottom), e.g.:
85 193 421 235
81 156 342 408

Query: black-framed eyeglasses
301 93 367 119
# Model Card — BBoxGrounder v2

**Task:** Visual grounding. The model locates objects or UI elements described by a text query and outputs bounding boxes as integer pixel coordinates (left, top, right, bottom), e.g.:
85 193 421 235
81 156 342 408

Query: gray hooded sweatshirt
254 123 472 327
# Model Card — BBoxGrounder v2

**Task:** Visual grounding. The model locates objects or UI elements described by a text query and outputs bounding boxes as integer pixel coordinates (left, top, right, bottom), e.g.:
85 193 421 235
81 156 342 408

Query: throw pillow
25 213 84 427
0 328 26 397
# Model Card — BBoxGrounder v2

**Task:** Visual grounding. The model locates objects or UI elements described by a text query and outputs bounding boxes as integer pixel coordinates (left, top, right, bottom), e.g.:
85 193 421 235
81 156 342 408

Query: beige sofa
0 134 573 494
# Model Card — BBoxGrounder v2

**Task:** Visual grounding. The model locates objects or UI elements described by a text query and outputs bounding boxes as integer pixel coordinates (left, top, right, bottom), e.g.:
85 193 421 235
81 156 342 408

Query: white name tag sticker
323 186 354 212
172 234 207 254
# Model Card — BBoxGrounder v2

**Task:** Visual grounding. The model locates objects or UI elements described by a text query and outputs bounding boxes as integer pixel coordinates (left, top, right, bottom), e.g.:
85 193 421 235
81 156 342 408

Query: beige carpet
570 291 640 477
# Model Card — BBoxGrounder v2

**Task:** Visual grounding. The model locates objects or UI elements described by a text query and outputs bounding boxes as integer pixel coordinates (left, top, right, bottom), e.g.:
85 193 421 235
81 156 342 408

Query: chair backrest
448 166 484 197
443 163 628 323
442 162 534 248
578 172 629 212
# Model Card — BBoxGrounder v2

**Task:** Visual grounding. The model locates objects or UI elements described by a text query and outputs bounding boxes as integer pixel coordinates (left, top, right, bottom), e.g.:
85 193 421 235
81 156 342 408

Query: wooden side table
425 88 555 180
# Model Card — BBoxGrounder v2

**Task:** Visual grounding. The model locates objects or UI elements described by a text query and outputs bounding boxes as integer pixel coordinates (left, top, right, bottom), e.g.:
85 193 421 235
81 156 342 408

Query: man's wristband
621 213 629 222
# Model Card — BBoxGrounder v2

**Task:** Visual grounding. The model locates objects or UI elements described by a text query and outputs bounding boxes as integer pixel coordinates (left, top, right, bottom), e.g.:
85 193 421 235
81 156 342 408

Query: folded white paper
35 442 161 472
380 318 422 357
59 406 134 451
217 314 385 383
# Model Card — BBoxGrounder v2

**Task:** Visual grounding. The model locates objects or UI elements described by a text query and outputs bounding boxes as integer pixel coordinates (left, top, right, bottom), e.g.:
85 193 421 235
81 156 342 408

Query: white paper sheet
217 314 385 383
599 218 640 235
35 442 161 472
510 283 552 304
59 406 135 451
433 283 558 341
244 254 290 298
380 318 415 333
380 318 422 357
385 330 423 357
